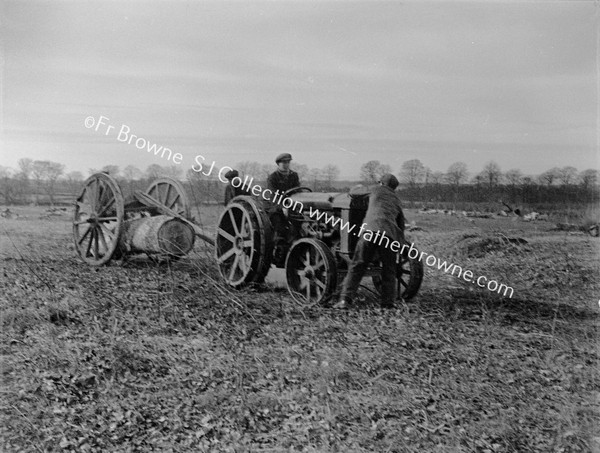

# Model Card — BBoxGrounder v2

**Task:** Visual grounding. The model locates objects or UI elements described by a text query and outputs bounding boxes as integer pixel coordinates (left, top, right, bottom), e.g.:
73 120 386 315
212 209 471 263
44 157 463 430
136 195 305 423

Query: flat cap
380 173 399 190
224 169 239 180
275 153 292 163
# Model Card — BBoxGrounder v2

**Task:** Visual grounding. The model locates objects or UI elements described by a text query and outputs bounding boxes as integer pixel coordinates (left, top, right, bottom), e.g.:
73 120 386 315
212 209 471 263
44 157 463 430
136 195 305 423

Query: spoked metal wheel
73 173 125 265
285 238 337 306
145 177 190 219
373 247 423 300
215 197 273 287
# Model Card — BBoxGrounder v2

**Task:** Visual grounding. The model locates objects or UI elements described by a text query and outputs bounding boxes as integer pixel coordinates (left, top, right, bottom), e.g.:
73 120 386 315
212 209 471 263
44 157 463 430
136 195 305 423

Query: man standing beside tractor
223 169 248 205
335 173 406 309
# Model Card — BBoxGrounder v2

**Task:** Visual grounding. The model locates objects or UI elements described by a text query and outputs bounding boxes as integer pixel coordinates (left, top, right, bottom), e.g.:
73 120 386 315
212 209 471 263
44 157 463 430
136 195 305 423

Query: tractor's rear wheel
373 248 423 300
215 197 273 287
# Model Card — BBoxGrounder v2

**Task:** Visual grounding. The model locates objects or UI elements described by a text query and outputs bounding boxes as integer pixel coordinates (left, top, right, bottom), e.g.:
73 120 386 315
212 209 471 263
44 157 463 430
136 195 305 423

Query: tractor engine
285 192 340 241
286 191 368 261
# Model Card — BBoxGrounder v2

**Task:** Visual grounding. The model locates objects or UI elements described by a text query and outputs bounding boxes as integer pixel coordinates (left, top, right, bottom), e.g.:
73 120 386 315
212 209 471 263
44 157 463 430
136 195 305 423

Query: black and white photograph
1 1 598 451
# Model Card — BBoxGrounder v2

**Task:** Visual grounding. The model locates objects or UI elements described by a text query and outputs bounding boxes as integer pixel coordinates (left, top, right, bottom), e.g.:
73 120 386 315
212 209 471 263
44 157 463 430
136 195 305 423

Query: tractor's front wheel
285 238 337 306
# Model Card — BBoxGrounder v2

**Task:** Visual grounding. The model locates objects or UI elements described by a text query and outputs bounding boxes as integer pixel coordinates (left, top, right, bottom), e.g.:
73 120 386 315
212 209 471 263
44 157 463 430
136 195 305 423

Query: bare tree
521 176 535 186
481 161 502 188
504 169 523 187
538 167 559 186
260 164 272 181
145 164 164 180
504 168 522 202
31 161 50 204
520 175 536 191
376 163 392 180
26 160 65 205
307 168 321 191
519 175 537 203
236 161 262 179
66 171 84 196
321 164 340 188
186 167 200 181
161 165 183 180
556 166 578 186
430 171 444 186
0 166 18 204
144 164 182 180
18 158 33 179
292 163 309 182
16 158 33 201
123 165 143 181
422 166 432 186
359 160 380 184
360 160 393 184
579 169 599 190
101 165 120 177
471 173 485 188
400 159 425 187
46 162 65 205
445 162 469 187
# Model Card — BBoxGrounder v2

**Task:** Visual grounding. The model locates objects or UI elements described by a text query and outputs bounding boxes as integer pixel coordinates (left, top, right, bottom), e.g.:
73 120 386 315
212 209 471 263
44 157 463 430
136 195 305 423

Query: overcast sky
1 1 598 179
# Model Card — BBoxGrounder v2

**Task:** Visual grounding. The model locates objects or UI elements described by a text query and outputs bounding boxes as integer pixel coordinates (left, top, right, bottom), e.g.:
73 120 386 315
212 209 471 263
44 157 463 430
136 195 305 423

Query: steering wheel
283 186 313 197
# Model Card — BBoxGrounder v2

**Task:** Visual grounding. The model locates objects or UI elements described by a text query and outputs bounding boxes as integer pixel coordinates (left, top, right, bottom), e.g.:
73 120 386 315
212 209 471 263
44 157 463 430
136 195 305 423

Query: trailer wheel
145 177 190 219
73 173 125 265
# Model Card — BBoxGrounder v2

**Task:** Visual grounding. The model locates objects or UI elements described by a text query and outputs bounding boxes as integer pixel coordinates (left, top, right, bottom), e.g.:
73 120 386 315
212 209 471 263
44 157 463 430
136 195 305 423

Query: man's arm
348 184 370 196
291 172 300 188
267 172 278 193
224 185 235 206
395 194 406 230
396 209 405 231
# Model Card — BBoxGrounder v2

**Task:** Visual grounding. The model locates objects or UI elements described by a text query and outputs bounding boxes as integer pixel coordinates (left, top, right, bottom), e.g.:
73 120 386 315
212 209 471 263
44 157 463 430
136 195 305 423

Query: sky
1 1 598 179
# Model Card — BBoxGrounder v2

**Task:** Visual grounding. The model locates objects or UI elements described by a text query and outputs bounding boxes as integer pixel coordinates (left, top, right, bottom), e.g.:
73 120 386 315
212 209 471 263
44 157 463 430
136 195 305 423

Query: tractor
215 187 423 305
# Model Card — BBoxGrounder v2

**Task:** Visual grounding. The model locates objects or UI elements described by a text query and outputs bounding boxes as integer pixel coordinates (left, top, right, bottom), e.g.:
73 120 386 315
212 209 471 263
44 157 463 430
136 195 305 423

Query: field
1 205 599 452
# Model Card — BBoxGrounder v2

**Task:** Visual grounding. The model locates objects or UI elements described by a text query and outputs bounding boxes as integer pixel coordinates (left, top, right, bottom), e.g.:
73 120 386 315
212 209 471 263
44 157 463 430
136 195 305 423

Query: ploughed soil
1 206 598 452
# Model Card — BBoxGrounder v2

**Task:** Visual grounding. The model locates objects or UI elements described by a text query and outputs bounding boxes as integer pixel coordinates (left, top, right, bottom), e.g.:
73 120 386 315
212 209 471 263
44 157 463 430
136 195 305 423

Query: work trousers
340 236 397 306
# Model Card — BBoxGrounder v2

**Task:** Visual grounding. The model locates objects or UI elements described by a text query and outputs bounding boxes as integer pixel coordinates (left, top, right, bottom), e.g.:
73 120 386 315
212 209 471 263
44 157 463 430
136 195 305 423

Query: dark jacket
267 170 300 195
224 184 249 205
351 184 405 242
224 185 236 205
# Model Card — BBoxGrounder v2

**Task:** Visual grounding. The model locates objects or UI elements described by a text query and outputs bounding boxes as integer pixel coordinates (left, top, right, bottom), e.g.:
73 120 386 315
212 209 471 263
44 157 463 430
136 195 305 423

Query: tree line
0 159 342 205
389 159 598 206
0 157 597 206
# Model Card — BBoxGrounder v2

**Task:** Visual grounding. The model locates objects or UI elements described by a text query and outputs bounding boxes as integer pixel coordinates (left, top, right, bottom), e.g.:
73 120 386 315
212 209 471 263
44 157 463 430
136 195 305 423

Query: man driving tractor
267 153 300 194
266 153 301 263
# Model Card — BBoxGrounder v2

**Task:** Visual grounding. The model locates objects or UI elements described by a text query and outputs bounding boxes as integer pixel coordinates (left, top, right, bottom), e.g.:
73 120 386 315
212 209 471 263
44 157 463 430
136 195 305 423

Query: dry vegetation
1 205 598 452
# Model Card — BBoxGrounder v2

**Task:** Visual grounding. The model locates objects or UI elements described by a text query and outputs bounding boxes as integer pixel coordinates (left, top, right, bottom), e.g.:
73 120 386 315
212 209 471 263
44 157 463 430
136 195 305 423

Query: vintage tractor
215 187 424 305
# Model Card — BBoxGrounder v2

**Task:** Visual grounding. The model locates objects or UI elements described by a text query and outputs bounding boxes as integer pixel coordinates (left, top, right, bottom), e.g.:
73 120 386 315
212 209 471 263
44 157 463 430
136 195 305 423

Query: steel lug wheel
285 238 337 306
